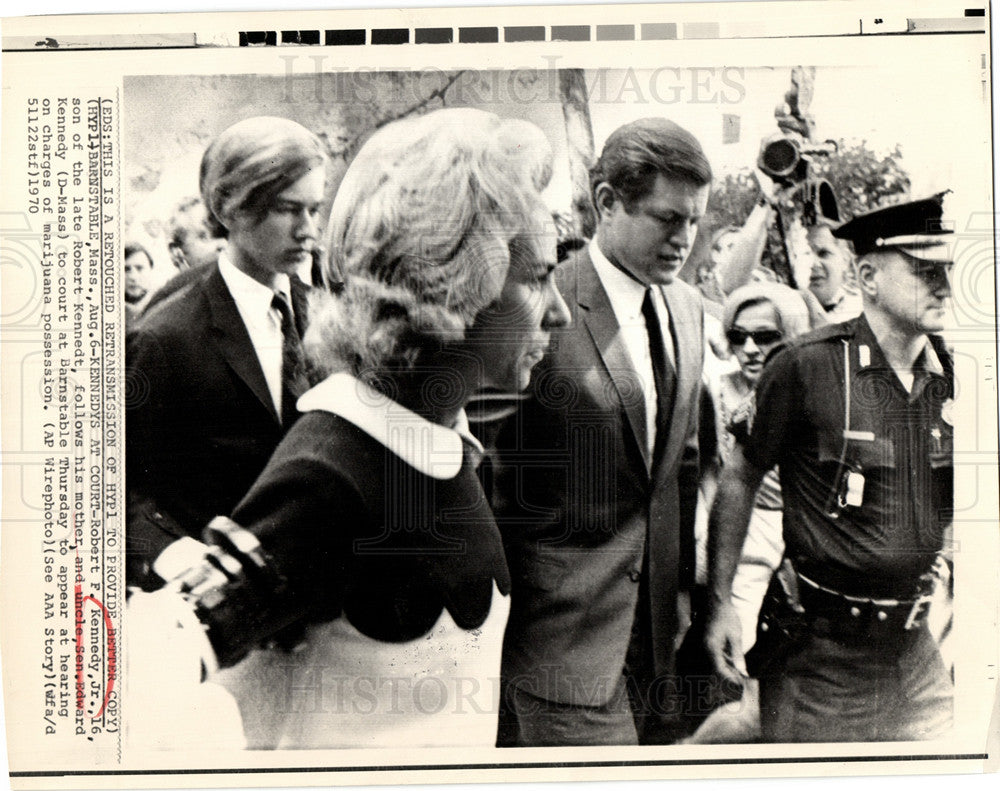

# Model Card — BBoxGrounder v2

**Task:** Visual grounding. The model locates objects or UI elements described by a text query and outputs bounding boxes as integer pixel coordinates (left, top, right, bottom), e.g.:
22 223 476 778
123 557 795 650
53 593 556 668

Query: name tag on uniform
844 471 865 507
843 430 876 442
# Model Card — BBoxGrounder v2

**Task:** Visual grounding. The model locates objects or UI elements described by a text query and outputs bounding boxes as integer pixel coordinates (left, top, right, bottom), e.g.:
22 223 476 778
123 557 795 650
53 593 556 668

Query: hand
753 168 778 203
704 599 748 688
753 169 799 208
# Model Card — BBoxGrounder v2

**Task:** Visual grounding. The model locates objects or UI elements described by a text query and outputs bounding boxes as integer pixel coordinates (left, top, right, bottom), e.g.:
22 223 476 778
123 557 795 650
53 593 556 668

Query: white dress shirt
217 251 292 419
589 240 675 459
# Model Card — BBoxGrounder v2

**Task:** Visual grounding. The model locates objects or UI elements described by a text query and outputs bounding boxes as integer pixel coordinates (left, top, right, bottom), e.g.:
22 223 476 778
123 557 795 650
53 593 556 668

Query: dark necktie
641 288 676 461
271 291 308 427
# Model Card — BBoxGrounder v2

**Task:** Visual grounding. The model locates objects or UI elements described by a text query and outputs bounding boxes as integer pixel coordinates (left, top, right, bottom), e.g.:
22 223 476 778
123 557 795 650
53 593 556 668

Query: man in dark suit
126 116 329 588
495 117 711 745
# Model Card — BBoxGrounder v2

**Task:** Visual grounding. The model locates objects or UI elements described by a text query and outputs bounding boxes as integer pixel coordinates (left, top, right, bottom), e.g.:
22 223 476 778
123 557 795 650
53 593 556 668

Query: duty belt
795 570 935 637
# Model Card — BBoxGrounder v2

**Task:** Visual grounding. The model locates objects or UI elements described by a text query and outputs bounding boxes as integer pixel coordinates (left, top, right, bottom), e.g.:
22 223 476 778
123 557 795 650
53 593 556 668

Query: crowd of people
124 108 955 749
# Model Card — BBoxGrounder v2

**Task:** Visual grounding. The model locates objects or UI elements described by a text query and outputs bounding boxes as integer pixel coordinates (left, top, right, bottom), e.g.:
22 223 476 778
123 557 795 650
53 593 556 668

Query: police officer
704 194 955 742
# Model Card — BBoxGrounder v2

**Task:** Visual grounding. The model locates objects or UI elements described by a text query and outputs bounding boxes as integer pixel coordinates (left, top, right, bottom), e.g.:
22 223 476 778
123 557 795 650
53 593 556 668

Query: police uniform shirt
742 314 953 599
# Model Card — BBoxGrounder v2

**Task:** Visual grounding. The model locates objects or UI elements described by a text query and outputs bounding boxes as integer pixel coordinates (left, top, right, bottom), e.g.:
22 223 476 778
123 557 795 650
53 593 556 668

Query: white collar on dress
296 372 483 480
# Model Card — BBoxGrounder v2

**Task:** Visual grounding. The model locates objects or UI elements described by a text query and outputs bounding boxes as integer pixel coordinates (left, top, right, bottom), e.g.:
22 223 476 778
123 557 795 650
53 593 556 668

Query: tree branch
339 70 467 158
372 70 466 131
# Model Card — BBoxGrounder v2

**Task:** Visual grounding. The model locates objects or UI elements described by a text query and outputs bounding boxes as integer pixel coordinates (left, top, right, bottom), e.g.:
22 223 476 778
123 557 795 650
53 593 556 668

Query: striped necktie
271 291 308 427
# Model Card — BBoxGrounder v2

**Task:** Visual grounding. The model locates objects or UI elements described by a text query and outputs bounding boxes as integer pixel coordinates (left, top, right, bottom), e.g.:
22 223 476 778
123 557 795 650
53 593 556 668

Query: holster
744 559 810 679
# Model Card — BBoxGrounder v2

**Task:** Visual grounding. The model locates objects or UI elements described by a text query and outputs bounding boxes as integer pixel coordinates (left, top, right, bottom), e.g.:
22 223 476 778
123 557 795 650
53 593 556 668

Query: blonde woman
129 108 570 749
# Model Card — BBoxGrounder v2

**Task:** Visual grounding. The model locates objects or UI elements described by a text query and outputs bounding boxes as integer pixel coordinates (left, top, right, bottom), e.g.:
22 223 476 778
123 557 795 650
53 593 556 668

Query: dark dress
211 373 512 748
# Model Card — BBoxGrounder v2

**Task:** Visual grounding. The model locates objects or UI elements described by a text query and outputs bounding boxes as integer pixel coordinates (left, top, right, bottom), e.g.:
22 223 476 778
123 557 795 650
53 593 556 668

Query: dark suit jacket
143 261 213 314
495 248 704 705
125 263 310 586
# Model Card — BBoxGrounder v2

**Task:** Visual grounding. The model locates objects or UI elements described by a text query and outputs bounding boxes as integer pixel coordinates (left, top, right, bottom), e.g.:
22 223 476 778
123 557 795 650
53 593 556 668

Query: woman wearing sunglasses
689 281 815 743
716 283 814 650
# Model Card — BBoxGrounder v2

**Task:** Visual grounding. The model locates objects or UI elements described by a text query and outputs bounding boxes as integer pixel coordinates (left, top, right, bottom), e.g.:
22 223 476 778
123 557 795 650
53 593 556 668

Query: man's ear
168 244 188 271
592 181 619 220
855 255 879 299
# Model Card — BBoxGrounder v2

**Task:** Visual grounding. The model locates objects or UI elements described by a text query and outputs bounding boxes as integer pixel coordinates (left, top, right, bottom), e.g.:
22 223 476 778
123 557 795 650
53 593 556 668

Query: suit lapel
204 265 280 425
575 252 652 474
653 280 701 479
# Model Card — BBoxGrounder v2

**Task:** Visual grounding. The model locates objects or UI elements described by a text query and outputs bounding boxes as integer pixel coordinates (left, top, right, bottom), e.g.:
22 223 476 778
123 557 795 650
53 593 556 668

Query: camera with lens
758 133 841 224
757 133 835 184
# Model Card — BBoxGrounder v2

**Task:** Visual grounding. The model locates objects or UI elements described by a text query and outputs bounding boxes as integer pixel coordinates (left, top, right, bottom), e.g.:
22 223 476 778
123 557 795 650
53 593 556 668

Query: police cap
833 192 953 263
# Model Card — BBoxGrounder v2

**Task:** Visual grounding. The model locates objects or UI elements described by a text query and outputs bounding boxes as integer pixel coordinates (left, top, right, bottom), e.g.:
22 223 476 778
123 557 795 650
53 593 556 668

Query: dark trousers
760 623 953 742
623 579 689 744
497 582 687 747
498 676 639 746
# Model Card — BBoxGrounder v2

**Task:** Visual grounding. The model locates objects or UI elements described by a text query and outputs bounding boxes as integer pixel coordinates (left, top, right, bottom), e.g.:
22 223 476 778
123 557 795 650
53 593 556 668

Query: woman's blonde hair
723 281 813 343
305 108 553 386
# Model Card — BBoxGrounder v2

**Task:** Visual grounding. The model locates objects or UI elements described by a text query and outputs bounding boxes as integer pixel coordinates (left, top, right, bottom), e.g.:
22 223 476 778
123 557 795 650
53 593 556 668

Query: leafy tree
811 140 911 219
706 170 760 231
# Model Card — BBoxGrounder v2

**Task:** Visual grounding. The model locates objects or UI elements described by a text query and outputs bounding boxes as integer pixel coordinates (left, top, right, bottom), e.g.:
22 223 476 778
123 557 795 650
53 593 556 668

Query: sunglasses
726 328 784 347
